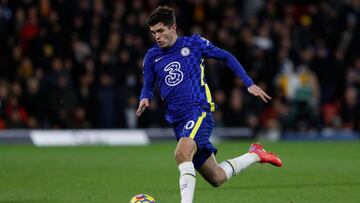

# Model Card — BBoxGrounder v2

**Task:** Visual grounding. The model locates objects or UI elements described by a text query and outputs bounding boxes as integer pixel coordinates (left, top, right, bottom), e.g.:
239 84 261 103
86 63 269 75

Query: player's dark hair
147 6 176 27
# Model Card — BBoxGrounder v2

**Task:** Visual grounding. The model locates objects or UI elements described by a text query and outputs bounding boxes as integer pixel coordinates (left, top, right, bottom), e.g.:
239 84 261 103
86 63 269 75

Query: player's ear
171 24 177 31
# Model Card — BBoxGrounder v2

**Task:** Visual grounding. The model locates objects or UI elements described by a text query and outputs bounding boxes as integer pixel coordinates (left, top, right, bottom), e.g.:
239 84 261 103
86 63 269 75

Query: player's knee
209 177 224 188
175 149 191 164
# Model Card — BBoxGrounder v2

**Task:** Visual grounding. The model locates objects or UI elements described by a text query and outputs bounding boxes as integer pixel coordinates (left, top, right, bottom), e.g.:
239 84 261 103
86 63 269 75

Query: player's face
149 22 177 48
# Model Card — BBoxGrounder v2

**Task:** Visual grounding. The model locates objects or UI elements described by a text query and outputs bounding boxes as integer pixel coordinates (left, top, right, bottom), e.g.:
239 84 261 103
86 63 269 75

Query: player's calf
198 155 227 187
206 168 227 187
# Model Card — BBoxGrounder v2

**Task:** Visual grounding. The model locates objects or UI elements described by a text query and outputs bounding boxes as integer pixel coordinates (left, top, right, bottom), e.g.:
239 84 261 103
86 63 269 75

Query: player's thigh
198 153 226 183
174 137 198 163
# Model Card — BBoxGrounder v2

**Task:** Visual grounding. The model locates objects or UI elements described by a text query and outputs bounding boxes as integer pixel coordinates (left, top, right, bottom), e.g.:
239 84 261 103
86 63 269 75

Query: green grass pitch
1 141 360 203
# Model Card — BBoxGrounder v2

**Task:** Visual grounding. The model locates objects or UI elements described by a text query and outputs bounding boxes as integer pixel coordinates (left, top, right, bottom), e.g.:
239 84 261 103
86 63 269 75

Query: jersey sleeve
193 34 254 87
139 51 155 100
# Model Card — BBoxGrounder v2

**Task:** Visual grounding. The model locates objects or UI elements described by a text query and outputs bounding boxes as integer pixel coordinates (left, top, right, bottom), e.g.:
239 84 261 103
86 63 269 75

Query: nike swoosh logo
154 57 164 62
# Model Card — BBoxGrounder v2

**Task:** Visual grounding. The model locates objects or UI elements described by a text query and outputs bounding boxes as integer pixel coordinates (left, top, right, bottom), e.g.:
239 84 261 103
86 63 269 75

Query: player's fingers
263 91 272 100
144 99 150 107
136 103 145 116
259 94 268 103
135 108 142 116
136 108 144 116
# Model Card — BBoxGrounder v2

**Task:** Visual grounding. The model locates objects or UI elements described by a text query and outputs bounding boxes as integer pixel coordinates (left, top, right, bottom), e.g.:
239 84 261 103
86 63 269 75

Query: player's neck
169 34 178 47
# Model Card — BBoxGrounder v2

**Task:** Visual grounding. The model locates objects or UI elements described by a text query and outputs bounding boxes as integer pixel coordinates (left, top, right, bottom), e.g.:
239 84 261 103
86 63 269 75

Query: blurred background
0 0 359 140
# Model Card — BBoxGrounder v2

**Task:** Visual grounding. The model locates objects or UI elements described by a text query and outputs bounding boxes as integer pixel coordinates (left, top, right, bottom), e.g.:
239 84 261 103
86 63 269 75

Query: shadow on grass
215 182 360 190
0 200 46 203
199 181 360 191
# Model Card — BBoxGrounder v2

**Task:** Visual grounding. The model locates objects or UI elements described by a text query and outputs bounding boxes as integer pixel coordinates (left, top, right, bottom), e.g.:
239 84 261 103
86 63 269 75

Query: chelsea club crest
181 47 190 56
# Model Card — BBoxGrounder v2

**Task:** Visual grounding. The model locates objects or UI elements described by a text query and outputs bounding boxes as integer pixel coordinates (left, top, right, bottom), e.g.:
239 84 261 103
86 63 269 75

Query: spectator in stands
212 89 226 127
77 71 96 127
23 77 44 125
95 72 123 128
49 74 78 128
346 57 360 90
66 106 91 129
341 86 359 129
4 95 28 128
0 80 10 120
224 87 247 127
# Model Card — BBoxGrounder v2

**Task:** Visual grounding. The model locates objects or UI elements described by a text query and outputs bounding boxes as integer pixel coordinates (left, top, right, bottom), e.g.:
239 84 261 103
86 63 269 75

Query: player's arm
136 53 155 117
194 35 271 103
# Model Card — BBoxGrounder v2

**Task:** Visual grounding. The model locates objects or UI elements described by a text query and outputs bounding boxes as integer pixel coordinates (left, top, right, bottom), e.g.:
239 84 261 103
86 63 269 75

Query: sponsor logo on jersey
164 61 183 86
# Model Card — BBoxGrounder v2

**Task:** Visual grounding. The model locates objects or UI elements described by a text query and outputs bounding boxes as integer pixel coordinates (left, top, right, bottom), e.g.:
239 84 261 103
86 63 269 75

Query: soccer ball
129 194 155 203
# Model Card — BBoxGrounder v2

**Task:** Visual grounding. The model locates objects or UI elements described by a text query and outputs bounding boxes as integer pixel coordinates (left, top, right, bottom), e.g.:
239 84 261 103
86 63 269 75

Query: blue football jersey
140 34 253 124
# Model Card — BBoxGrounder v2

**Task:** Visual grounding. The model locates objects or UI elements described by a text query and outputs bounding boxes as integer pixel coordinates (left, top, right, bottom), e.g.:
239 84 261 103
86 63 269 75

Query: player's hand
136 98 150 117
247 84 272 103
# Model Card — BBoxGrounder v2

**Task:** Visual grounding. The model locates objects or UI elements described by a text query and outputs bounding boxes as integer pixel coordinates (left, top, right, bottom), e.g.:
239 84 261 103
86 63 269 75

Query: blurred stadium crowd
0 0 359 133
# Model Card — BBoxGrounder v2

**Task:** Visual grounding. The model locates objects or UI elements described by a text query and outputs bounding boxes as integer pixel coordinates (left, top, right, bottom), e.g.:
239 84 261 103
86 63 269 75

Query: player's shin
178 161 196 203
219 153 260 180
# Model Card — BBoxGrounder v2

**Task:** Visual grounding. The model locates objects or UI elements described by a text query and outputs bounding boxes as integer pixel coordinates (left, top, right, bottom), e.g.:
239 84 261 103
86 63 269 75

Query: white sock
219 153 260 180
178 162 196 203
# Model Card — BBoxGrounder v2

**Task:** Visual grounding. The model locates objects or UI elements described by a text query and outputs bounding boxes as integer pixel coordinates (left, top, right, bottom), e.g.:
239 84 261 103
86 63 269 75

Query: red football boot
249 143 282 167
